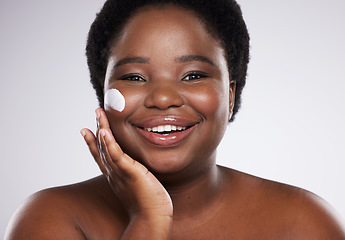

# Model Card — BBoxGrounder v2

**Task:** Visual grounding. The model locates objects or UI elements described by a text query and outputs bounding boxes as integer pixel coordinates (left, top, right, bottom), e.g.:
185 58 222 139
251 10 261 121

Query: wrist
131 209 173 222
129 200 173 219
122 214 173 240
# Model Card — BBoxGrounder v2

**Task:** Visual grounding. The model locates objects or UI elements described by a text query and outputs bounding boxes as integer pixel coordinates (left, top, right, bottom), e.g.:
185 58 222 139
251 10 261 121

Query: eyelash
119 71 208 82
119 74 146 82
182 71 208 81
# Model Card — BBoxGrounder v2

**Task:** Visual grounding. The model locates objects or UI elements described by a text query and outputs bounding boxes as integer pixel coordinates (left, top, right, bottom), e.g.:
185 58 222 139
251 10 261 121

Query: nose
144 83 184 110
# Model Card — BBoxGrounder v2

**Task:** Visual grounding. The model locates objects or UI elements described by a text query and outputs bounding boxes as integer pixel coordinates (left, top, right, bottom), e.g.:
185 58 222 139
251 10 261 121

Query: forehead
110 5 225 63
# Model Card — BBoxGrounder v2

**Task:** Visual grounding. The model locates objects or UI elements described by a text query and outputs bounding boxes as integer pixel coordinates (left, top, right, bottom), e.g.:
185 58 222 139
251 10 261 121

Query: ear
228 81 236 121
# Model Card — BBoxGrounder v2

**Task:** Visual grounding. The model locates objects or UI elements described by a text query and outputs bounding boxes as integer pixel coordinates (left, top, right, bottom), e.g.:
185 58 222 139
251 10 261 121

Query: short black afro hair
86 0 250 121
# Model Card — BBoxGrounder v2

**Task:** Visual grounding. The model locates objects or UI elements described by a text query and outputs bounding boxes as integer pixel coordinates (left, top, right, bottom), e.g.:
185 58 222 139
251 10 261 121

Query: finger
95 110 102 149
96 108 119 173
96 129 114 178
99 132 127 193
94 114 113 176
96 110 109 161
99 128 121 176
101 128 145 176
96 108 111 131
80 128 107 175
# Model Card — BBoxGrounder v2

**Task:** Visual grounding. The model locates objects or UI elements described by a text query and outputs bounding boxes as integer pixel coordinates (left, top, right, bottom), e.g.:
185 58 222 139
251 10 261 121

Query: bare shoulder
5 176 128 240
220 167 345 239
258 175 345 239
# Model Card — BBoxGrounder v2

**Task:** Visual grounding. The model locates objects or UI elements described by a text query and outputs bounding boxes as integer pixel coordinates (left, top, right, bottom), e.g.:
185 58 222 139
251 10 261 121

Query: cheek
104 89 125 112
120 87 145 113
187 83 229 120
105 85 144 114
105 86 145 135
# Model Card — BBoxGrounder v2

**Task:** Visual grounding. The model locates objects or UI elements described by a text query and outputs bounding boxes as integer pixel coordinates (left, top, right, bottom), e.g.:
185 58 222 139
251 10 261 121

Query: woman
5 0 345 239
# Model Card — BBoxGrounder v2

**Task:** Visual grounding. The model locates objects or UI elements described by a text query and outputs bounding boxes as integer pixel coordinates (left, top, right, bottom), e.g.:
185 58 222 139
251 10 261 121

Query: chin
150 156 188 174
136 149 193 176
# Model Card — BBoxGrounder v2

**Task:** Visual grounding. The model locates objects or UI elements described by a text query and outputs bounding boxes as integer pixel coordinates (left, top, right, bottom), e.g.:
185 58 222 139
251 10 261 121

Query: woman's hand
80 108 173 239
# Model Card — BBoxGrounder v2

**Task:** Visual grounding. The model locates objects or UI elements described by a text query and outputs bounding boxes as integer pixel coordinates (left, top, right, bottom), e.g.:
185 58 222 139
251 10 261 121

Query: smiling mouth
141 125 191 135
133 117 199 146
135 124 196 146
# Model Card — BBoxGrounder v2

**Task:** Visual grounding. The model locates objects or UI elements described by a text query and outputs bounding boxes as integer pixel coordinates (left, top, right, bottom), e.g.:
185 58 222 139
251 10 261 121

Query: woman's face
103 5 235 180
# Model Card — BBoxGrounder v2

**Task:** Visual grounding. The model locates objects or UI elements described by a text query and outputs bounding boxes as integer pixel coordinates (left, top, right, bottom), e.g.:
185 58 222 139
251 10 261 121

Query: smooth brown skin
5 5 345 240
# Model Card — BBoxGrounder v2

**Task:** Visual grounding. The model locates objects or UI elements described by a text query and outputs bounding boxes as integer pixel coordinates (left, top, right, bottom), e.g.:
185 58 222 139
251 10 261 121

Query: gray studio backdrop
1 0 345 237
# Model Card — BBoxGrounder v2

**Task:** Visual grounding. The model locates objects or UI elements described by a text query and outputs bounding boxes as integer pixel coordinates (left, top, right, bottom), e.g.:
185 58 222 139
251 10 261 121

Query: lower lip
135 125 197 147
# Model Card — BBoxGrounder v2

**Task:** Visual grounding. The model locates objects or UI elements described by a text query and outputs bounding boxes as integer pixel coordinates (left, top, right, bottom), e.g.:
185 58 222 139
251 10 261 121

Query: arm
80 108 173 240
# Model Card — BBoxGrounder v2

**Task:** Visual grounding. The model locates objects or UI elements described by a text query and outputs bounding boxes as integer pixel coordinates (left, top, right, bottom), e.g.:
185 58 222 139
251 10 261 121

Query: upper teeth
145 125 186 133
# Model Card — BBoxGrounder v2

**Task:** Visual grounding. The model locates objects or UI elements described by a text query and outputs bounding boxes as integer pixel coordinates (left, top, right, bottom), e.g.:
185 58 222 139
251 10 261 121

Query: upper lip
132 115 201 129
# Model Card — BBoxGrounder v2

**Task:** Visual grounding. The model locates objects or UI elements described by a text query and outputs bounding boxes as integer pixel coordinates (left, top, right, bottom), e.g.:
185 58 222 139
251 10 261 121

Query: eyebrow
113 54 216 69
176 55 216 66
114 57 150 68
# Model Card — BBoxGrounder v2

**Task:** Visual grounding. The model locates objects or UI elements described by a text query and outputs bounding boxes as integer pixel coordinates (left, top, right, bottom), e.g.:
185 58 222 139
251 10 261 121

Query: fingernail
80 129 86 137
95 109 100 120
100 129 106 138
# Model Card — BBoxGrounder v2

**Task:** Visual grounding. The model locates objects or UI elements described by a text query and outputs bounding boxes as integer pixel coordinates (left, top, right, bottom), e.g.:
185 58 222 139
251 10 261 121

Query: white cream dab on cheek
104 89 125 112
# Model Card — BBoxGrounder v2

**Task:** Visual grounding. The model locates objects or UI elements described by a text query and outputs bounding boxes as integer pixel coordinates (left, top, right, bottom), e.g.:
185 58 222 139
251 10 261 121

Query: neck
163 164 225 220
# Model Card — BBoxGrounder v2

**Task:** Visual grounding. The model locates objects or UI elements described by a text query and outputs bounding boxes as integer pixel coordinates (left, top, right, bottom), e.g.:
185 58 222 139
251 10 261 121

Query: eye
182 71 208 81
120 74 146 82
